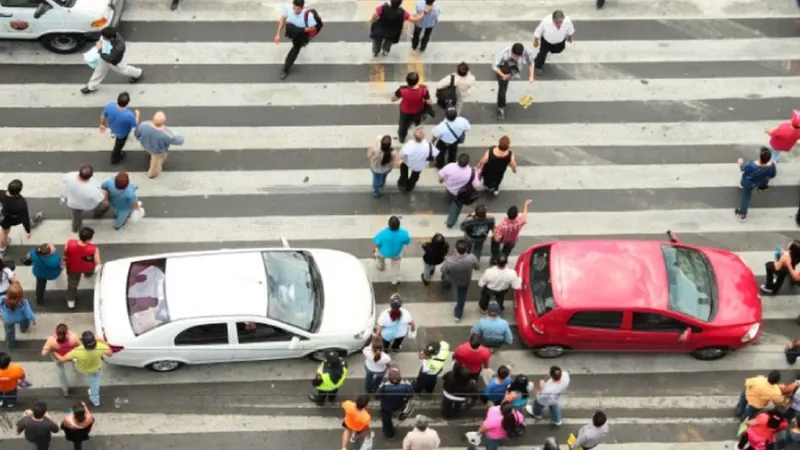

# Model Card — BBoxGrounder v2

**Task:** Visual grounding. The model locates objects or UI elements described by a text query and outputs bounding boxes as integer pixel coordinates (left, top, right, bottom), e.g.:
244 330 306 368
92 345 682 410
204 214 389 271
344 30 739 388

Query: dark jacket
100 36 126 65
376 379 413 412
371 4 406 43
0 192 31 232
422 241 449 265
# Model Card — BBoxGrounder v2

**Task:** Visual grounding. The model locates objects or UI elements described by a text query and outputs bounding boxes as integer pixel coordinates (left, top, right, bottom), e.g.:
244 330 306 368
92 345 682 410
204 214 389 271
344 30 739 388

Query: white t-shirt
535 371 571 406
478 267 522 292
0 267 15 293
362 346 391 372
377 307 413 340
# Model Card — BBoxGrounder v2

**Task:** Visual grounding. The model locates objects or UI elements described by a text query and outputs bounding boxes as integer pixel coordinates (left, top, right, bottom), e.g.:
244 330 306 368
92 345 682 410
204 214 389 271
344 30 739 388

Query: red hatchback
514 231 763 361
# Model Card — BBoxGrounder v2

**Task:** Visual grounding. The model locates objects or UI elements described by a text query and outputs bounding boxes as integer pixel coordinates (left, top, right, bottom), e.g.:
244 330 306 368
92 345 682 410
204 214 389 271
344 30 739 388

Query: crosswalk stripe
0 122 775 151
11 164 800 198
2 3 797 447
2 39 798 65
4 77 800 107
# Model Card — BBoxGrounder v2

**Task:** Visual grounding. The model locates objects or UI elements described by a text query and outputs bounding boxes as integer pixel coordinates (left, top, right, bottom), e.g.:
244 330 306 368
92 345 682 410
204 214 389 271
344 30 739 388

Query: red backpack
304 9 323 37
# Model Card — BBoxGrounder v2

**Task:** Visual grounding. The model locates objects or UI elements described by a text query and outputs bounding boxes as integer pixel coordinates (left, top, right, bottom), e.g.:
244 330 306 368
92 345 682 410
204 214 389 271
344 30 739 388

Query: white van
0 0 123 54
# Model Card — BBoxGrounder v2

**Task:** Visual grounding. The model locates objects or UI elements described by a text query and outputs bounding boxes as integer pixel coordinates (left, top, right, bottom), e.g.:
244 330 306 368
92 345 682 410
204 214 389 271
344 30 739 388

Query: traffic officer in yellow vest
309 351 348 406
414 340 451 394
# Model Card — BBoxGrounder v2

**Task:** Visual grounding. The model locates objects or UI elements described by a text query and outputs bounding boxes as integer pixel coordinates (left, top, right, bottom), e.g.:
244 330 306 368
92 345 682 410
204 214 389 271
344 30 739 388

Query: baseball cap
81 331 97 350
390 294 402 309
487 301 501 314
792 110 800 127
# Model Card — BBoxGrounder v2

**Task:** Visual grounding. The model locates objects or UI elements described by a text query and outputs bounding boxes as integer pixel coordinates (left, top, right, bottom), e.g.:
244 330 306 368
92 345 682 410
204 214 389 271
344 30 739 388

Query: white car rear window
127 259 171 336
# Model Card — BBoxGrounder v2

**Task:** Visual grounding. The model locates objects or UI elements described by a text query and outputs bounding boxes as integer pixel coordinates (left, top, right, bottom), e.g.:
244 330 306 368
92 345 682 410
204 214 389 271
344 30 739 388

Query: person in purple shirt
439 153 481 228
100 92 139 164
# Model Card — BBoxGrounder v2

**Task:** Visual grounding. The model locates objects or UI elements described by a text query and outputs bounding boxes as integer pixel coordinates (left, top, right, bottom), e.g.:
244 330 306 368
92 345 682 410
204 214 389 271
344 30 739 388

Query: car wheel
39 33 86 54
533 345 569 358
146 360 184 372
690 347 730 361
307 348 347 362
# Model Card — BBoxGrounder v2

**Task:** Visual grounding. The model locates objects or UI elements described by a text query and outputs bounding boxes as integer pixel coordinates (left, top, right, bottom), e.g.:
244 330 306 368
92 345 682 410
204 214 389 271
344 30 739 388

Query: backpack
436 74 457 109
304 9 323 37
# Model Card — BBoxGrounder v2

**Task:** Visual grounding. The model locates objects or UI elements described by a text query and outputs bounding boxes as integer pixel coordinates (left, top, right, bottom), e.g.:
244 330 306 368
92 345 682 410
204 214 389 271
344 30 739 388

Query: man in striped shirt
490 199 532 265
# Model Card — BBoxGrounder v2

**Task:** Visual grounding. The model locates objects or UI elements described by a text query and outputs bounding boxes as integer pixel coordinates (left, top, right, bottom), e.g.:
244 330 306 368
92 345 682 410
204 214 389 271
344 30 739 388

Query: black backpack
304 9 323 37
436 74 457 109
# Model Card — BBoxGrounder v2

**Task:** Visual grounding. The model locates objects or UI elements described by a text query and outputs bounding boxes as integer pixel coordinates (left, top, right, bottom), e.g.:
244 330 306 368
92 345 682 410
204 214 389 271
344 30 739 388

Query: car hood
308 249 375 334
702 248 762 326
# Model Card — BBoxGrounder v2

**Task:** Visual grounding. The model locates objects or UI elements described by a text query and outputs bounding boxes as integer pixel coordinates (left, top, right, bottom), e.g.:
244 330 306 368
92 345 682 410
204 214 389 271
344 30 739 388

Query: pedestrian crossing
1 0 800 448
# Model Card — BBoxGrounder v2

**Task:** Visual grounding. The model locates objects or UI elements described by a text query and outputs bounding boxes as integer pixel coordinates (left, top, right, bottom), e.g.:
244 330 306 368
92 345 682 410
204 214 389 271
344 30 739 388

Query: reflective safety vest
421 341 451 375
316 362 348 392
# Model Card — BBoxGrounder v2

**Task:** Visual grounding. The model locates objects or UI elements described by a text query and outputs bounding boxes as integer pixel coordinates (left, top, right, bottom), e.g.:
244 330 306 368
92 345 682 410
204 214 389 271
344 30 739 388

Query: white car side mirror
289 336 300 349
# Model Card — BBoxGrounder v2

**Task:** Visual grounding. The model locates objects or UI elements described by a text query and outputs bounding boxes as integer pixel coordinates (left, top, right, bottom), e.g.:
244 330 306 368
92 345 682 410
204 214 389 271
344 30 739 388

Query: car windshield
262 251 319 331
529 246 557 316
661 246 715 322
126 259 170 336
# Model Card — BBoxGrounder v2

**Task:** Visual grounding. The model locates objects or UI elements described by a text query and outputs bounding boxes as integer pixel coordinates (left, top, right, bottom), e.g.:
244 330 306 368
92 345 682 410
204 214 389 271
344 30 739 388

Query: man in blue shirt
471 301 513 349
373 215 411 285
412 0 440 52
273 0 319 80
100 92 139 164
431 107 471 169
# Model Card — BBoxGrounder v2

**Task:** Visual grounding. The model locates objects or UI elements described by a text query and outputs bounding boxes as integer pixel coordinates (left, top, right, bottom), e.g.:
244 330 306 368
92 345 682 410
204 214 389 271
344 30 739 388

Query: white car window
236 322 292 344
174 323 229 346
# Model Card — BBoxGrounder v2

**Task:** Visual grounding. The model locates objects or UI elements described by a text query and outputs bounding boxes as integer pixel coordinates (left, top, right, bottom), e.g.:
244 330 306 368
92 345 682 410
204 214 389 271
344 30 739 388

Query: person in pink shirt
764 110 800 164
475 399 525 450
439 153 481 228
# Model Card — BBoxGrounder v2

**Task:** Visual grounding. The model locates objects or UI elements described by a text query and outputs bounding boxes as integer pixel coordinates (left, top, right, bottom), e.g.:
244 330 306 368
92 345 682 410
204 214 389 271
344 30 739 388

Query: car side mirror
679 328 692 342
288 336 300 349
33 2 52 19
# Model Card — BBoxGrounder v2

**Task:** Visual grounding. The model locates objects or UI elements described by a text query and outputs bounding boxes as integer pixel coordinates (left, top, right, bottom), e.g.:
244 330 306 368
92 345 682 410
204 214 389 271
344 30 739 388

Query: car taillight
91 18 108 28
109 345 124 354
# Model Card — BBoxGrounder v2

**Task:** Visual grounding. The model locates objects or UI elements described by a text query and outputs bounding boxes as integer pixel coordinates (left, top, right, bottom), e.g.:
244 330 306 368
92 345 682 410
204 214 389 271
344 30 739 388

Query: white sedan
92 238 376 372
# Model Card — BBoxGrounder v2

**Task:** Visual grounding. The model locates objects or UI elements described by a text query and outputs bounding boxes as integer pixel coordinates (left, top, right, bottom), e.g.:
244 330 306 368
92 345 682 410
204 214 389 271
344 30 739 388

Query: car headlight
741 323 760 342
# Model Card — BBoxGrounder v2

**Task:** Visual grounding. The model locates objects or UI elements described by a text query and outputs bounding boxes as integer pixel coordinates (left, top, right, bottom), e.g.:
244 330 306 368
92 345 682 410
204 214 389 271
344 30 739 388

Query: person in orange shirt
0 352 27 407
341 395 371 450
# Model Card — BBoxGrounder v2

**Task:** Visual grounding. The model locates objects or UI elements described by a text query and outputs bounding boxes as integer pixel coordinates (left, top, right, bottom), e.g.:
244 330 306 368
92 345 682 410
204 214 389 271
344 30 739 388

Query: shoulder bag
436 74 457 109
456 169 480 205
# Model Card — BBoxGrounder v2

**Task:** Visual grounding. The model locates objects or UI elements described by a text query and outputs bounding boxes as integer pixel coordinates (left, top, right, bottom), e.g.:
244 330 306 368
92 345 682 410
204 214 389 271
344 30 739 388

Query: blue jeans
767 143 781 164
468 238 486 262
372 170 389 197
450 284 470 319
445 192 463 228
113 208 132 230
738 182 755 217
736 390 759 420
485 437 501 450
56 361 71 391
532 399 562 423
4 320 29 348
0 388 18 406
87 370 102 406
365 369 385 394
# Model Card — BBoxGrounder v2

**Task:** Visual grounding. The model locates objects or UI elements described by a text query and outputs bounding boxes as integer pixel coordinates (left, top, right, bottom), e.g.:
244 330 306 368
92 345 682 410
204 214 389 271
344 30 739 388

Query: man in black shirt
0 180 43 256
460 204 495 265
16 402 59 450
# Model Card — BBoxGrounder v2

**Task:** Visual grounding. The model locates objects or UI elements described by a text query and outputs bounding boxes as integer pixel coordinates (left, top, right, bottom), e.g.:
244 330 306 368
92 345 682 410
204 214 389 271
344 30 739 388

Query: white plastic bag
129 202 145 223
465 431 482 446
83 48 100 68
406 328 417 340
359 431 375 450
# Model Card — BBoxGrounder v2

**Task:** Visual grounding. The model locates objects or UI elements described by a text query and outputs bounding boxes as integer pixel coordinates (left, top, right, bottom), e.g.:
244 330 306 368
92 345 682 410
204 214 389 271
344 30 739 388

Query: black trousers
283 35 309 73
398 112 422 142
35 277 47 303
435 139 458 169
382 336 404 351
397 164 422 192
414 370 438 394
479 287 507 311
496 74 510 108
441 396 465 419
372 38 393 55
764 261 791 294
534 38 566 69
380 408 397 438
111 136 128 164
313 388 338 405
411 26 433 51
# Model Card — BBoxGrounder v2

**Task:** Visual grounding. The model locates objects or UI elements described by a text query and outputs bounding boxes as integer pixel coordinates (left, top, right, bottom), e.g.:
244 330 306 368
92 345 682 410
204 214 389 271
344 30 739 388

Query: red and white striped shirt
494 217 527 244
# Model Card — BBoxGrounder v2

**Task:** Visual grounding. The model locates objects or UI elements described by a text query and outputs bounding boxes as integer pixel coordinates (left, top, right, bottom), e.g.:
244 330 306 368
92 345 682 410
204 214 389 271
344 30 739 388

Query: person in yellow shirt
54 331 111 407
735 370 786 420
0 352 26 407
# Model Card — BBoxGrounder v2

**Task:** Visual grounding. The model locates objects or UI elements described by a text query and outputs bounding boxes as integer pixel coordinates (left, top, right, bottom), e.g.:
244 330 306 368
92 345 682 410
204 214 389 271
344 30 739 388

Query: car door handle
0 14 13 17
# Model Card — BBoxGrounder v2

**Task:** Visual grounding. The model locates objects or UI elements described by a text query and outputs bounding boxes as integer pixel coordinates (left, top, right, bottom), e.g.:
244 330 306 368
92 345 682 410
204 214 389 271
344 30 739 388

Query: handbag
129 202 145 223
436 74 457 109
456 169 480 205
445 122 465 144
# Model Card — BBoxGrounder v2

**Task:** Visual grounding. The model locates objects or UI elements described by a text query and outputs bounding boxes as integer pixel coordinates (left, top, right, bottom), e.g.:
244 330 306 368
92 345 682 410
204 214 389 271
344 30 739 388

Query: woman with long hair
41 323 80 396
475 397 525 449
420 233 449 286
762 240 800 296
477 135 517 196
362 337 391 394
61 402 95 450
368 135 398 198
0 284 36 349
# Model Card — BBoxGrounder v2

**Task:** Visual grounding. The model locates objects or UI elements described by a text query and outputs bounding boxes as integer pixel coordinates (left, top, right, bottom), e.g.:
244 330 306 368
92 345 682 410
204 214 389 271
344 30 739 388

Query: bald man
133 112 185 178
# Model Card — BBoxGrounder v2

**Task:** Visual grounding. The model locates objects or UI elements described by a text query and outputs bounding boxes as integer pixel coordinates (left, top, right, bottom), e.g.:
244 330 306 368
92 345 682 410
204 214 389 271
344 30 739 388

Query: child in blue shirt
483 365 512 405
373 216 412 285
0 284 36 349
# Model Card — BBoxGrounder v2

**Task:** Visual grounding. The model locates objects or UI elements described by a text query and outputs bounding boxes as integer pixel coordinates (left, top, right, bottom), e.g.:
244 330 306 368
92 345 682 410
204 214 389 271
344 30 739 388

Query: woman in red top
41 323 79 396
765 110 800 164
63 227 101 310
392 72 434 143
738 408 789 450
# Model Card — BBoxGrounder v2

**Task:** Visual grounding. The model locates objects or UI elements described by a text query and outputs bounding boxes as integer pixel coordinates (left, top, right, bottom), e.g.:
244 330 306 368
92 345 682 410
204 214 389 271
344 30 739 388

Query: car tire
307 348 347 362
533 345 569 359
39 33 86 54
690 347 730 361
146 360 185 372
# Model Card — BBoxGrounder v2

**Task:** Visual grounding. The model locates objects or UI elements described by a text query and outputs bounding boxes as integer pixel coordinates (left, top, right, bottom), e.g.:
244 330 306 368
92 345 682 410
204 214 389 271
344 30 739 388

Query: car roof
163 252 269 321
551 240 670 311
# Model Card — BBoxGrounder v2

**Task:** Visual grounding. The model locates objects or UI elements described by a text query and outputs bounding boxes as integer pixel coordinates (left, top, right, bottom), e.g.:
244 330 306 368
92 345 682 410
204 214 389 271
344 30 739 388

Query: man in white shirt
477 254 522 313
61 165 108 233
532 10 575 72
431 108 471 169
397 127 438 193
